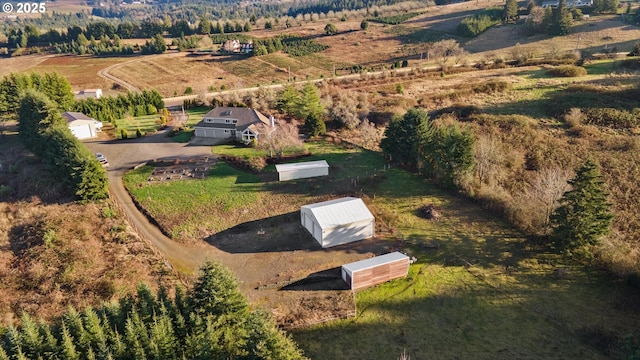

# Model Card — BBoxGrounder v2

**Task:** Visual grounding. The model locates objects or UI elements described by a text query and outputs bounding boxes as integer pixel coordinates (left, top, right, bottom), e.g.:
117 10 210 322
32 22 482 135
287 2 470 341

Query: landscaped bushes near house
547 65 588 77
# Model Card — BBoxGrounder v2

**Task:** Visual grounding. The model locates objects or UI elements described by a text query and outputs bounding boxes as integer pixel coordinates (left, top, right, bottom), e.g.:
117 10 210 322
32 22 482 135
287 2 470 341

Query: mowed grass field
123 140 640 359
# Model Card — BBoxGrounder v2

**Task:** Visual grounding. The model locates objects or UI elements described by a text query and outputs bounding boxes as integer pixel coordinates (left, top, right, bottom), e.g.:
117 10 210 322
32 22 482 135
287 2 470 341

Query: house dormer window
225 119 237 124
205 118 214 123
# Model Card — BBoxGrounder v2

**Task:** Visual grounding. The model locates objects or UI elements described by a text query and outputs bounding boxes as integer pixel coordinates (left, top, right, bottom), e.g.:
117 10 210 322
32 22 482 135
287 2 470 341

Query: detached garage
341 252 410 290
275 160 329 181
300 197 374 248
62 112 99 140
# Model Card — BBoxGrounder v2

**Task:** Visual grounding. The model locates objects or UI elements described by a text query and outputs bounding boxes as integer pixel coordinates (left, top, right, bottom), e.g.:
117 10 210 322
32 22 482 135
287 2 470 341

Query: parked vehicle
96 153 109 168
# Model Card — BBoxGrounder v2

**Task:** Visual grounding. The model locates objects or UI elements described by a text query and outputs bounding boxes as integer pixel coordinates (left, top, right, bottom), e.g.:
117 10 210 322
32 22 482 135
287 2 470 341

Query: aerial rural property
1 0 640 358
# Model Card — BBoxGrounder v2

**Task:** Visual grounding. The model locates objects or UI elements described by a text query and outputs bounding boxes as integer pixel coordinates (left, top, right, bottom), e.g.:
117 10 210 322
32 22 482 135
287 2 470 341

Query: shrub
547 65 587 77
628 42 640 57
583 108 638 128
120 128 128 139
136 128 143 138
247 156 267 172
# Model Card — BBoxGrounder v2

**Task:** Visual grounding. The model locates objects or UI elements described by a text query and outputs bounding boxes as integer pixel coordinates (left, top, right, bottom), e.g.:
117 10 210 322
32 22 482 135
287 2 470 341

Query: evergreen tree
18 313 44 359
190 261 249 320
422 123 475 189
60 323 81 360
277 85 299 114
504 0 518 23
295 83 324 120
550 0 572 36
380 108 430 170
550 159 613 259
304 113 326 137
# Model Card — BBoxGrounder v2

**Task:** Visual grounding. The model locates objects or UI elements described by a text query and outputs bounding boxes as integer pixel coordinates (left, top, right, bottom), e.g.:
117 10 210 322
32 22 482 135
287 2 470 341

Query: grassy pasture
123 140 640 359
124 141 386 240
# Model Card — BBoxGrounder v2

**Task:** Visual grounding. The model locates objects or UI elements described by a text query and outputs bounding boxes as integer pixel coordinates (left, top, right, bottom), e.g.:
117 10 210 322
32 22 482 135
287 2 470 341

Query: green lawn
123 140 640 359
114 114 162 138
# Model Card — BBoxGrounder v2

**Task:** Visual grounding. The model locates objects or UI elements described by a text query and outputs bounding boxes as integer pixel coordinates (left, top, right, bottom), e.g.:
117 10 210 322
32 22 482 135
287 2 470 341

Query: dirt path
97 57 142 92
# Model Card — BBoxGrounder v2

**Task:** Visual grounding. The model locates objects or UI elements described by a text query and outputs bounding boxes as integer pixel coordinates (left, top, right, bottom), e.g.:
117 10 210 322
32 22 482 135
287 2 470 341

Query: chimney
269 115 275 127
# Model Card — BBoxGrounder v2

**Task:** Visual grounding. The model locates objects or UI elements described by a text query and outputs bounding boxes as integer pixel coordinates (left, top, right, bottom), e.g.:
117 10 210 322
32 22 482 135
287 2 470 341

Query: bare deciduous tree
527 167 572 235
431 39 465 67
256 119 304 157
327 90 370 130
474 134 504 186
358 119 382 150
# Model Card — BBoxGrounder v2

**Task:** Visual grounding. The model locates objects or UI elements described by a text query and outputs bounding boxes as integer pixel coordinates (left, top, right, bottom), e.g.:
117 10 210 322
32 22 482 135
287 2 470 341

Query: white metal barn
300 197 374 248
275 160 329 181
341 252 410 290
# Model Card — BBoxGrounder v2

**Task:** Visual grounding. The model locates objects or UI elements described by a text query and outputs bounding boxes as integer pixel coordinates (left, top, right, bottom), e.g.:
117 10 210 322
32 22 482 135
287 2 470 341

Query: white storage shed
300 197 374 248
341 252 410 290
275 160 329 181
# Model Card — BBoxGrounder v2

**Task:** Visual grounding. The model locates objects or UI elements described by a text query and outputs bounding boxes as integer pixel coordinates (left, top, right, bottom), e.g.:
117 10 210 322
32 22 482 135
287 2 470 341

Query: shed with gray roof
275 160 329 181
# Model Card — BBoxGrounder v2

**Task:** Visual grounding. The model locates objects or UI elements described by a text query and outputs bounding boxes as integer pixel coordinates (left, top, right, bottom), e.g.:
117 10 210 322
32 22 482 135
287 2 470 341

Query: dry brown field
3 3 640 96
11 55 135 93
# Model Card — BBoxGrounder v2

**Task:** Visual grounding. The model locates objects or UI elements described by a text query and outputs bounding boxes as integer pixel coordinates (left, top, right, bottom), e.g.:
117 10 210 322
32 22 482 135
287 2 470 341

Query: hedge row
19 89 109 202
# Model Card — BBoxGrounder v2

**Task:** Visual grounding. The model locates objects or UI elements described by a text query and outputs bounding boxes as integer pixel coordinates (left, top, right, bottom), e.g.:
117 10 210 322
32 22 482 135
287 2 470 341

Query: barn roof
301 197 373 229
342 252 409 273
275 160 329 173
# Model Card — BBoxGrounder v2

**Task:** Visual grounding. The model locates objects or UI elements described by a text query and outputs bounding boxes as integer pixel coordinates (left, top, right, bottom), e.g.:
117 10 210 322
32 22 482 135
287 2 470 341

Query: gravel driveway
84 129 220 274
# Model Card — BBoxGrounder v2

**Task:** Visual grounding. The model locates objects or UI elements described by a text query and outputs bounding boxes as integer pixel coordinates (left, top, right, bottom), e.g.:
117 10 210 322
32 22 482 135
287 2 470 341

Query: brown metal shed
341 252 410 290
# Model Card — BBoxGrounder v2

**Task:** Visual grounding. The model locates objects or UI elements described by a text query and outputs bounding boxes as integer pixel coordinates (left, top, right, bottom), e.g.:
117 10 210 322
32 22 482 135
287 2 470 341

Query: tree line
17 89 109 202
0 261 306 359
73 89 165 123
380 108 475 189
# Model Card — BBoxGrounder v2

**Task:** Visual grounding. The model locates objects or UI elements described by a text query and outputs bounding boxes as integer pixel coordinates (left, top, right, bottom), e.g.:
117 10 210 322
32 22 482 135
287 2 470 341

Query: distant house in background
275 160 329 181
221 39 253 54
74 89 103 100
62 112 103 140
542 0 592 7
301 197 375 248
193 107 274 142
341 252 410 290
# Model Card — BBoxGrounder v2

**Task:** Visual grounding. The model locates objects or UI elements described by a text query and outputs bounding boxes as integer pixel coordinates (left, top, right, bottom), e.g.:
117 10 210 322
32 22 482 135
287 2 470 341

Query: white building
301 197 375 248
74 89 103 100
62 112 102 140
275 160 329 181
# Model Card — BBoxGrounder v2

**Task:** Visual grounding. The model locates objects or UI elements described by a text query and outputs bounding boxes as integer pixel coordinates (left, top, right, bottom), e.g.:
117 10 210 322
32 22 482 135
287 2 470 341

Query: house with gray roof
193 107 274 143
